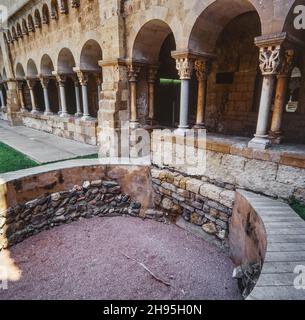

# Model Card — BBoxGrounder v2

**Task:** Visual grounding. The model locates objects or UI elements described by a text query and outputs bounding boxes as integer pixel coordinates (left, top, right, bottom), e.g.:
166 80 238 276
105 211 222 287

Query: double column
248 43 282 150
127 63 141 128
175 56 194 129
26 78 39 114
75 69 91 120
268 50 294 144
17 80 26 112
54 73 68 117
0 87 5 110
194 59 210 128
39 76 52 115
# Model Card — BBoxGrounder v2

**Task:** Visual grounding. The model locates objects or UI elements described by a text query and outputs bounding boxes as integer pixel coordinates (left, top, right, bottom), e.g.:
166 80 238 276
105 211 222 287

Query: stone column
175 57 194 129
0 89 4 109
27 79 39 114
269 50 294 144
147 66 158 122
128 64 140 128
55 74 68 117
17 81 26 112
73 77 82 117
76 71 91 120
248 45 281 150
194 59 210 128
55 81 62 115
40 77 52 115
95 74 102 96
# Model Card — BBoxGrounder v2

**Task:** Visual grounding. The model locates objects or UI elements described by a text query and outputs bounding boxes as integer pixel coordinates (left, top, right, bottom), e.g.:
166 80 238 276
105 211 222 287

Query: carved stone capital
278 50 294 77
40 77 50 89
176 58 194 80
127 64 141 82
55 74 67 86
194 59 211 82
259 45 281 75
26 79 37 90
76 71 88 86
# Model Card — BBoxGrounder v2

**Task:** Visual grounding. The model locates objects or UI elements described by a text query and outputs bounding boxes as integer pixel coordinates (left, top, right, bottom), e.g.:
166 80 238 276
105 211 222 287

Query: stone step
265 251 305 262
257 273 296 286
265 228 305 236
247 286 305 300
267 242 305 251
268 234 305 243
262 261 305 274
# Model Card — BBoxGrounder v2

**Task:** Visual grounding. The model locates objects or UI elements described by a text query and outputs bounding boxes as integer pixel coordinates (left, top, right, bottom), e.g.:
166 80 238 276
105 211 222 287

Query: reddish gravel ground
0 216 241 300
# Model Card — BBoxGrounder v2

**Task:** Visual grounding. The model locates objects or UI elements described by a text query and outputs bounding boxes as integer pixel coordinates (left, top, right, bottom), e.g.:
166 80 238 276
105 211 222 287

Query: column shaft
59 85 68 116
179 79 190 129
255 75 275 137
130 81 137 122
43 87 52 114
0 90 4 108
75 84 82 116
196 79 205 126
81 84 90 118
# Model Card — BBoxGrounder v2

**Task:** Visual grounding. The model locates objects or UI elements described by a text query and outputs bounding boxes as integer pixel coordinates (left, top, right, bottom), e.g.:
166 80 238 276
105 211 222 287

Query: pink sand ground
0 216 241 300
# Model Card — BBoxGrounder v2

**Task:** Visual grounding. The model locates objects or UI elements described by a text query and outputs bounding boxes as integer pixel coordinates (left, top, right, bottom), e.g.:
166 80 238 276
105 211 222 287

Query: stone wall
151 132 305 205
21 112 98 145
0 179 142 251
151 167 235 245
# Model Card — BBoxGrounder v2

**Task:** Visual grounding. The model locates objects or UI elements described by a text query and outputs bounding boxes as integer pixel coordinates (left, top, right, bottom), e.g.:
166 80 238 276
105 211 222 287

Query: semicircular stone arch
56 48 76 74
40 54 55 76
131 19 177 64
79 39 103 71
126 7 183 60
15 63 26 80
186 0 262 54
26 59 39 77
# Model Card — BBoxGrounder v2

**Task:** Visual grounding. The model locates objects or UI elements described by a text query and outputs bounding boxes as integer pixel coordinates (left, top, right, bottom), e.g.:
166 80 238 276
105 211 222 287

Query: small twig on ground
119 251 171 287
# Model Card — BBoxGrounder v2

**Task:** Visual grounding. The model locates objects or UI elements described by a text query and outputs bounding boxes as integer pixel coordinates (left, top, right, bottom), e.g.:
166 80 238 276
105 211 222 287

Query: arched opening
57 48 77 116
34 9 42 29
80 40 103 118
50 0 58 19
28 15 35 32
40 54 58 113
22 19 28 35
16 23 22 38
11 27 17 41
132 20 177 126
27 59 44 112
280 0 305 143
42 4 50 24
15 63 28 111
189 0 262 136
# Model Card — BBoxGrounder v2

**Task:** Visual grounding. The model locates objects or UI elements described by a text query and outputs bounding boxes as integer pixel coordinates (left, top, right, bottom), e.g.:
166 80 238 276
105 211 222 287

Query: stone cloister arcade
0 0 304 148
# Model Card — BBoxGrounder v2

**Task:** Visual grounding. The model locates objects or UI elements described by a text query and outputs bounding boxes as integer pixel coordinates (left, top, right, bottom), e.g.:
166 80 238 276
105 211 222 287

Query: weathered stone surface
185 179 203 194
161 198 173 210
202 222 217 235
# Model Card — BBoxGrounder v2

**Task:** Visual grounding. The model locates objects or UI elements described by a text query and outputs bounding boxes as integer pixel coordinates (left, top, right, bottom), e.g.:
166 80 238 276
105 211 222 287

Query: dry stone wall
151 167 235 245
0 179 141 251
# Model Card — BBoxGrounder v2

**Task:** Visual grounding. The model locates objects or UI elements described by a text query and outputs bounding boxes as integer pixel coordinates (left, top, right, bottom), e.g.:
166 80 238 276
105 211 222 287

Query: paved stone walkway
239 190 305 300
0 120 98 163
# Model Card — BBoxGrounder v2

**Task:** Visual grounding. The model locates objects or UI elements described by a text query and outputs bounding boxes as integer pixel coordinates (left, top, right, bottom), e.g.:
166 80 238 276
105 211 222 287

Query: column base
193 123 206 129
248 136 271 150
75 112 83 117
268 131 283 145
31 110 40 115
44 111 53 116
174 127 192 136
60 112 69 118
20 108 27 113
129 121 140 129
81 115 94 121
